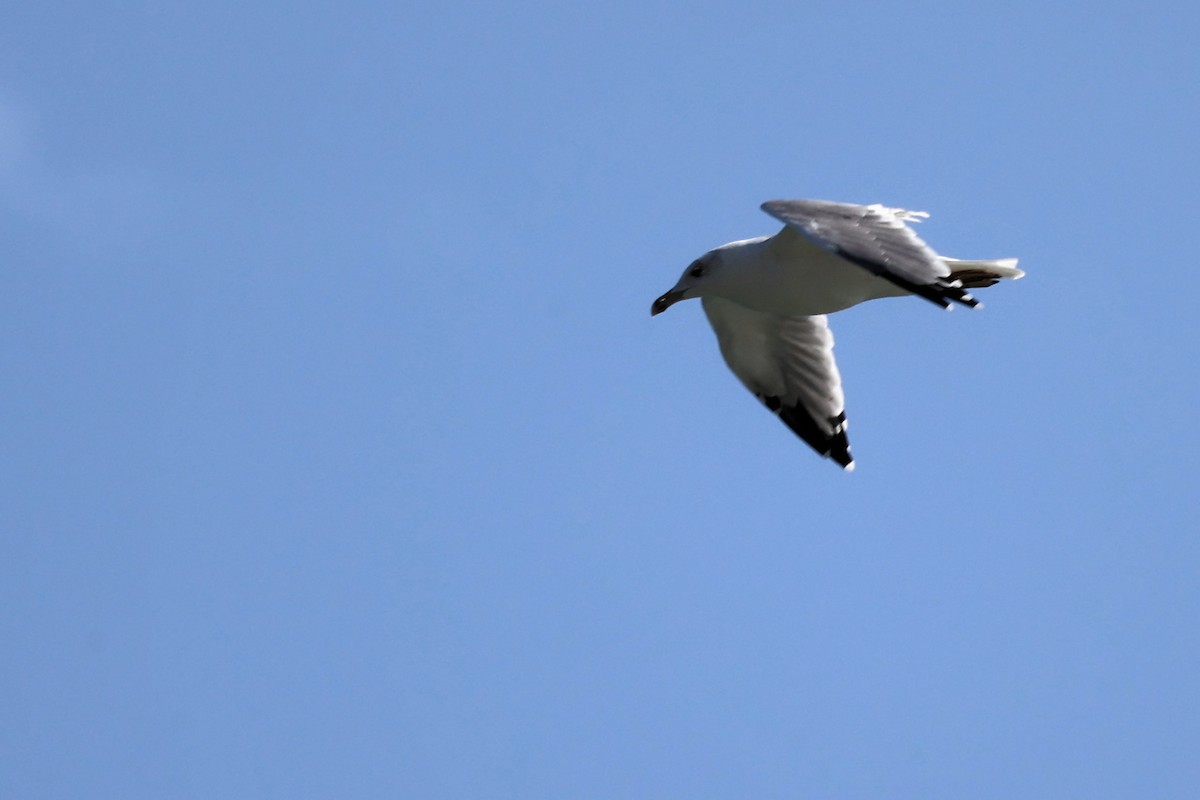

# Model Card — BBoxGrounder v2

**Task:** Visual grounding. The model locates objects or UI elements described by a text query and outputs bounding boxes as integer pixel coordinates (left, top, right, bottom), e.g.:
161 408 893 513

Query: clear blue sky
3 2 1198 798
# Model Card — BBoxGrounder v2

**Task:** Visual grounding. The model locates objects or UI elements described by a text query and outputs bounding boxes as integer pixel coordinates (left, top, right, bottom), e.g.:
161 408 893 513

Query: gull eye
688 264 705 278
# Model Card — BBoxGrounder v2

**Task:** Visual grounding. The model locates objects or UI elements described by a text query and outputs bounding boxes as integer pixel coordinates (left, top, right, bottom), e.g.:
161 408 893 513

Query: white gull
651 199 1024 470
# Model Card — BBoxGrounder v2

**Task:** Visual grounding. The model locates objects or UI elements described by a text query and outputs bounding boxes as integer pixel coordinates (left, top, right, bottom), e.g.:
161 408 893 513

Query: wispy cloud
0 91 168 257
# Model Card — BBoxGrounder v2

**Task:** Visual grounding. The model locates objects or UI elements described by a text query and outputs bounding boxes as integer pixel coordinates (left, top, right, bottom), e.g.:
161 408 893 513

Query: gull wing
702 296 853 469
761 199 977 309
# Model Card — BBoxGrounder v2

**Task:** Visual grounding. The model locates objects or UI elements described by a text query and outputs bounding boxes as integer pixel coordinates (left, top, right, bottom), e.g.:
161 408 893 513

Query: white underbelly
718 247 909 316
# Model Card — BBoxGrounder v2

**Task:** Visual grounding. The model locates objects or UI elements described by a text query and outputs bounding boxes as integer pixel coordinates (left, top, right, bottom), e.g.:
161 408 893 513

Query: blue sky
3 2 1198 797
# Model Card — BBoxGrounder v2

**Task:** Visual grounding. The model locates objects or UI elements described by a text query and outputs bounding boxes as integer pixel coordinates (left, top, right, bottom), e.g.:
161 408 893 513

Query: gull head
651 252 720 316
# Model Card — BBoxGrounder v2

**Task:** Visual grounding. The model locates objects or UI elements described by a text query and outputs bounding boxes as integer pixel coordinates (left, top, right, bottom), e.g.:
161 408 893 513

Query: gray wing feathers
761 199 977 308
773 315 844 420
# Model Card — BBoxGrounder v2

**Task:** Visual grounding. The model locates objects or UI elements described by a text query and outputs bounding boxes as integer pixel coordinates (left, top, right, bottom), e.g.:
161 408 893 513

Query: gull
651 199 1023 471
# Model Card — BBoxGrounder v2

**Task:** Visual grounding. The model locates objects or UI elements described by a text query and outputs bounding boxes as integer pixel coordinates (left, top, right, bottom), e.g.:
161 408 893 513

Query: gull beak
650 289 686 316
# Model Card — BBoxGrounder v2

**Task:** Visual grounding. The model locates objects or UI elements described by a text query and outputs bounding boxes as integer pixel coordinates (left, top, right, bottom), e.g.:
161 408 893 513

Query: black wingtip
824 411 854 470
761 395 854 470
907 279 979 309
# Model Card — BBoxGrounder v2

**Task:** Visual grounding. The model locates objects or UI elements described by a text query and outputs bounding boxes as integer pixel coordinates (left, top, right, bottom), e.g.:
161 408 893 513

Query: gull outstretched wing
762 199 977 309
702 296 853 469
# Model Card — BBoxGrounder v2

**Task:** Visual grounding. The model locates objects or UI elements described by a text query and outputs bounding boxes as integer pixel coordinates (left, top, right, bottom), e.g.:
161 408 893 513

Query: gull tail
944 257 1024 288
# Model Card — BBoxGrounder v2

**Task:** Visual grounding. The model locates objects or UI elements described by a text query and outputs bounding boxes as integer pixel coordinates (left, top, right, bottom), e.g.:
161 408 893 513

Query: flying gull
651 199 1023 471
